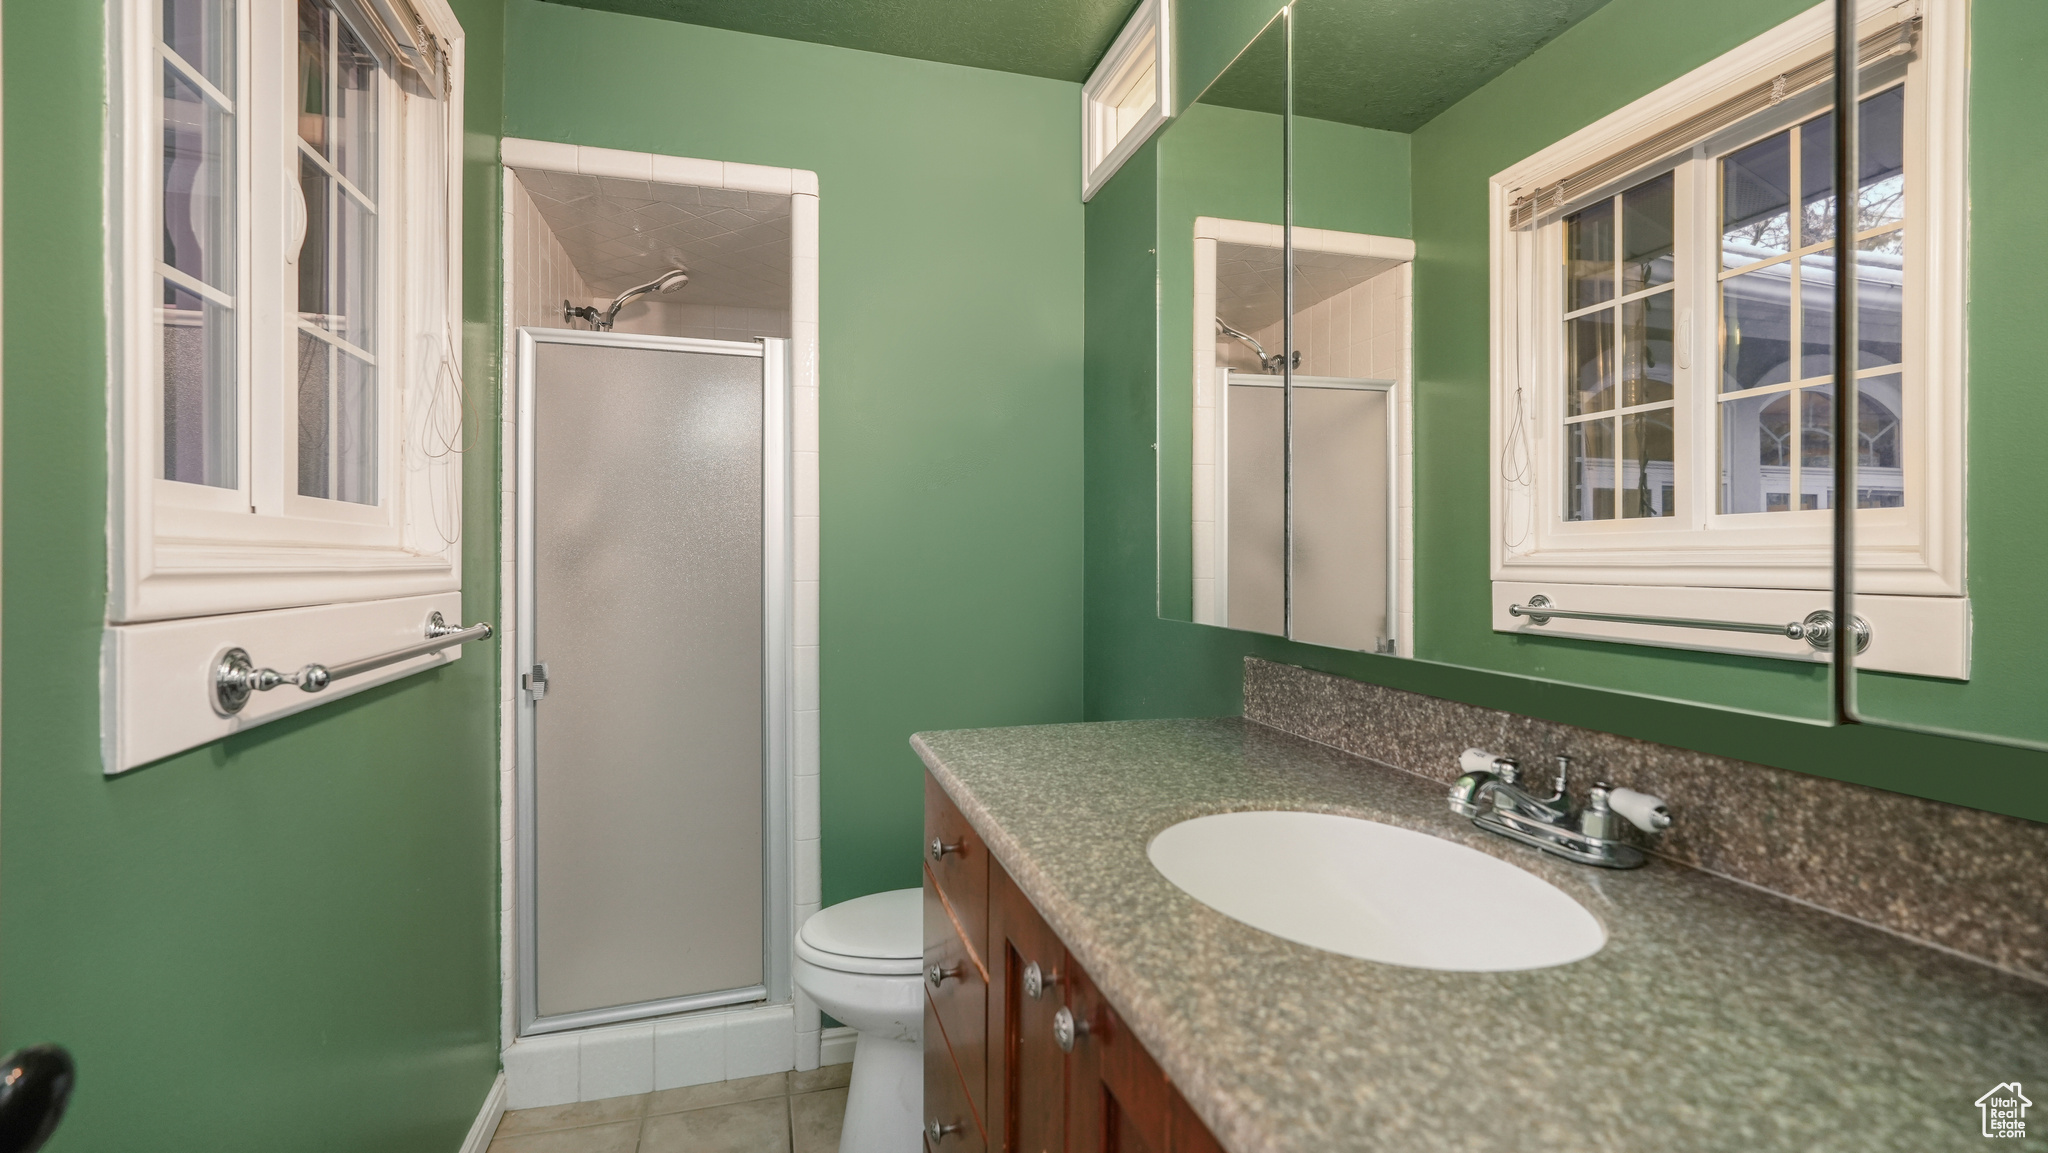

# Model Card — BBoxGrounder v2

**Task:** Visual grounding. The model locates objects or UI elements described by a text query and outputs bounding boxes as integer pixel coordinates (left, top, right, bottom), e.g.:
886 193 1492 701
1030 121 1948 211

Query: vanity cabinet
925 772 1227 1153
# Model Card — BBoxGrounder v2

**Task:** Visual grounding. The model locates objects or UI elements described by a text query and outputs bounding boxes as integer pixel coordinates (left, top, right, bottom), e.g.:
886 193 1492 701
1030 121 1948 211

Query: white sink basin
1147 810 1605 971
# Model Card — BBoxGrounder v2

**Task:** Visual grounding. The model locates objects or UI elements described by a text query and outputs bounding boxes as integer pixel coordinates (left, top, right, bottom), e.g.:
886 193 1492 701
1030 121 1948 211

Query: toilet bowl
793 888 924 1153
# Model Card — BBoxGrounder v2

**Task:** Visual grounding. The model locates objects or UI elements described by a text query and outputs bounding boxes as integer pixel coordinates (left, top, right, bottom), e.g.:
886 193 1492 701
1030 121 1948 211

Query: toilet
794 888 924 1153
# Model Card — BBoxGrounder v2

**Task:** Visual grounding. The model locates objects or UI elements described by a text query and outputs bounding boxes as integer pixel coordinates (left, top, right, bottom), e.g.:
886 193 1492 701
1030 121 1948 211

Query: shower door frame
513 326 794 1037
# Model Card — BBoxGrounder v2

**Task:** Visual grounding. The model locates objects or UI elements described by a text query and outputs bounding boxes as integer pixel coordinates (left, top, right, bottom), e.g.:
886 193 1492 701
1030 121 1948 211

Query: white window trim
1486 0 1968 679
103 0 468 773
1082 0 1171 202
1190 217 1417 657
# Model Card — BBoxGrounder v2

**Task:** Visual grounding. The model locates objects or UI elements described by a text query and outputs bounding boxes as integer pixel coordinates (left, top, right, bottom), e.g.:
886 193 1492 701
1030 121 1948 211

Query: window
1488 0 1967 678
108 0 468 771
1082 0 1171 202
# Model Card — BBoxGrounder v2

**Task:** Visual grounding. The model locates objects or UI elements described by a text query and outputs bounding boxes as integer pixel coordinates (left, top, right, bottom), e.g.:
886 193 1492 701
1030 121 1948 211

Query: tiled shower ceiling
512 167 792 310
1215 242 1403 333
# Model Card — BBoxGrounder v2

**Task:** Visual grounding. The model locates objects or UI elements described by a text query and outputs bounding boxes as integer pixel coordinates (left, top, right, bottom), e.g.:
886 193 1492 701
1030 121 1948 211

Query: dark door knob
0 1046 74 1153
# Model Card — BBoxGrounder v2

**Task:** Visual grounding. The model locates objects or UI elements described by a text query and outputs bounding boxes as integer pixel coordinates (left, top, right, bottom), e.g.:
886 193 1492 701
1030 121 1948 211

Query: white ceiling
513 167 792 310
1215 242 1404 333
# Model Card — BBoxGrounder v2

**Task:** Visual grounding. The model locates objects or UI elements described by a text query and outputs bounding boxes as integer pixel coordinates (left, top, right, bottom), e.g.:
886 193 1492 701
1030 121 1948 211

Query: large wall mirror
1151 1 1897 728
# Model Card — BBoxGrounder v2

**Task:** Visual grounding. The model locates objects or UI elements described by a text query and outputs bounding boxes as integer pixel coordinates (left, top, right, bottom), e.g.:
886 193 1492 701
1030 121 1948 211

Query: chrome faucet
1448 749 1671 869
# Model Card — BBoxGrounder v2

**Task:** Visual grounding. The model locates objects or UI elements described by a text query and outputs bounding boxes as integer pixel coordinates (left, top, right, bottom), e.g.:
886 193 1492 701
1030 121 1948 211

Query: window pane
1800 112 1835 247
1856 372 1905 508
1621 291 1673 407
1621 409 1674 519
1567 310 1616 415
1857 229 1904 367
333 14 379 190
163 0 233 89
162 64 234 291
298 336 379 505
1621 172 1674 294
1567 418 1615 521
298 0 330 153
298 153 332 320
1798 251 1833 380
1797 377 1906 510
1720 392 1792 514
338 188 377 349
1796 90 1907 247
297 330 331 498
1566 199 1614 310
1720 265 1791 392
1797 387 1831 510
335 351 379 504
1858 86 1906 232
1792 235 1905 377
163 280 236 487
1722 129 1790 266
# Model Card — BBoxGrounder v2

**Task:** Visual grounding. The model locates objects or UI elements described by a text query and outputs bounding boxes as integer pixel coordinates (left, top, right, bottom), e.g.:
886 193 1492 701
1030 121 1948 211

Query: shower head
596 268 691 330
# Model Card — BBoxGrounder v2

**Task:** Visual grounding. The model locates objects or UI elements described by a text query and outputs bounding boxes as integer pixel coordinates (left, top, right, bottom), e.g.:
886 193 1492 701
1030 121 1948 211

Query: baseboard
819 1027 857 1067
459 1072 508 1153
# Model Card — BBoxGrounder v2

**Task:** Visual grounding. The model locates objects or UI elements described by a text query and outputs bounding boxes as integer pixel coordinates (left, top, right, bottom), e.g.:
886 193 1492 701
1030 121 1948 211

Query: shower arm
1215 319 1298 374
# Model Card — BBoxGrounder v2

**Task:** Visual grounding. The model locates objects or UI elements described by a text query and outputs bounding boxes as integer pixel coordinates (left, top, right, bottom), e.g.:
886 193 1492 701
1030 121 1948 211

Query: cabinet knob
1053 1005 1089 1053
926 1118 964 1143
929 836 962 862
1023 960 1057 1001
926 962 960 989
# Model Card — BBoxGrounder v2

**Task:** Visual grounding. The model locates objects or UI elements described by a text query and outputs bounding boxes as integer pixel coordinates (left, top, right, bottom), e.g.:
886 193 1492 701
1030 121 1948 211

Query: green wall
1084 0 2048 823
0 0 508 1149
503 1 1088 905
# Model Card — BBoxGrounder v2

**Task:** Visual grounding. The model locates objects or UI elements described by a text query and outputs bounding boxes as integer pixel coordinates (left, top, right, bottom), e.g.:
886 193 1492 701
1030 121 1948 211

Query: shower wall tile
796 709 820 776
796 580 819 647
797 773 820 840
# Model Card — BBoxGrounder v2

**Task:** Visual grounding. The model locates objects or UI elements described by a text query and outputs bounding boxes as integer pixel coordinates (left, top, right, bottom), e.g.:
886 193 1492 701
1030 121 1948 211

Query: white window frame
1082 0 1171 202
104 0 468 772
1487 0 1967 679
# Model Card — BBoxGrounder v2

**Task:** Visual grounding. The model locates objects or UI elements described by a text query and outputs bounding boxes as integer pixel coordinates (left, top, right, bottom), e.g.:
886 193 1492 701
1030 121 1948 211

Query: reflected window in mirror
1488 3 1966 680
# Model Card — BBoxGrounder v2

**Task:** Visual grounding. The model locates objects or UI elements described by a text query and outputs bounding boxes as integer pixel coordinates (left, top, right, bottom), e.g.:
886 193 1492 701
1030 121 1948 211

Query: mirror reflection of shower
565 267 691 331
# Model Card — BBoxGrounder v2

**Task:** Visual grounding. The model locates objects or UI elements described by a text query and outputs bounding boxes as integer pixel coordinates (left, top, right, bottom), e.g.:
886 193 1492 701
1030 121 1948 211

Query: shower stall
514 327 793 1036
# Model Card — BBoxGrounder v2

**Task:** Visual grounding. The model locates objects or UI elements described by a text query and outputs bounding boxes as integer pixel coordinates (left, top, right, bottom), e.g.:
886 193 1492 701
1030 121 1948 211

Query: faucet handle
1607 787 1672 832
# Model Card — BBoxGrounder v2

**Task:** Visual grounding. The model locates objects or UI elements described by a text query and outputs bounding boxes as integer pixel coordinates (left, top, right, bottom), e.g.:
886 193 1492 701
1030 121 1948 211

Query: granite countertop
912 718 2048 1153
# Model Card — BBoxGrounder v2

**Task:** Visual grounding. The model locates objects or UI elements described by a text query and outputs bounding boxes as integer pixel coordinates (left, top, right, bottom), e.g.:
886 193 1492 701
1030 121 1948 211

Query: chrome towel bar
213 611 493 715
1509 594 1868 654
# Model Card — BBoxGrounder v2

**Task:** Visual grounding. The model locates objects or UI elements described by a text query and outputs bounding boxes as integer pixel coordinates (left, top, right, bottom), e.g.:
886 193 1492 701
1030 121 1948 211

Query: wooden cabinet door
989 862 1068 1153
926 995 990 1153
925 870 990 1128
1063 959 1170 1153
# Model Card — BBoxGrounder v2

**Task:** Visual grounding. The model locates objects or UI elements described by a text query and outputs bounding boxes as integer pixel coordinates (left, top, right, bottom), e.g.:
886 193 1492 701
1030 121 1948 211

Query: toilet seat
795 888 922 976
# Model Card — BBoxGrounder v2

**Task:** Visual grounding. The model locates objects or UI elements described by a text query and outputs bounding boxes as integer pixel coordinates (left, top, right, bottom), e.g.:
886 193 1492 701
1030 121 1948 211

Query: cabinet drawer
925 772 989 965
924 869 989 1124
925 994 989 1153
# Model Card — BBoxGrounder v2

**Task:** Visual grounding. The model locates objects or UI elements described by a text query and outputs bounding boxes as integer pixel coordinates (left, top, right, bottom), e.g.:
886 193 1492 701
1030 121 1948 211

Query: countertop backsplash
1242 657 2048 984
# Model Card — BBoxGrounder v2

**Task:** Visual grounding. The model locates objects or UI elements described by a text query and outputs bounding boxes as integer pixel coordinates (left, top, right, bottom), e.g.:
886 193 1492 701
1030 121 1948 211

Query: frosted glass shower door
516 330 790 1035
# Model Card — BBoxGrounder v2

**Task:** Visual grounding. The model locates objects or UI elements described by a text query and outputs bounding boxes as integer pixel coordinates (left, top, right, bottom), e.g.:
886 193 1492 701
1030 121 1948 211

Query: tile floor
486 1065 851 1153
